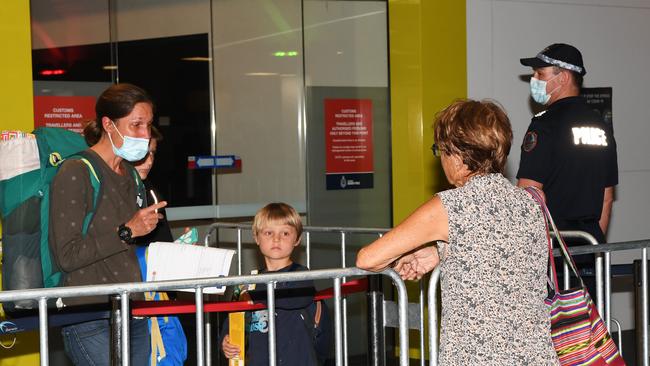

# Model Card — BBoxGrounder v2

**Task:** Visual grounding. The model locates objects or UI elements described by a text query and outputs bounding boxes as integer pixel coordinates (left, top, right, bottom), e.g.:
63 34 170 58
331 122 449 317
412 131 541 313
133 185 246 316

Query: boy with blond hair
221 203 329 366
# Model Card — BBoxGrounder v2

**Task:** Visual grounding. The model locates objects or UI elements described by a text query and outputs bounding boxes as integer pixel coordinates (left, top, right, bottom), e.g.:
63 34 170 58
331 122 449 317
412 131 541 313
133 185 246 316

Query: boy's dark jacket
220 262 331 366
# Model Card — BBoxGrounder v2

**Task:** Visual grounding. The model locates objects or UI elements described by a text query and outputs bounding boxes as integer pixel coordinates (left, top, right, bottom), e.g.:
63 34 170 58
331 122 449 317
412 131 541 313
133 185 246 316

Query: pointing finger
143 201 167 213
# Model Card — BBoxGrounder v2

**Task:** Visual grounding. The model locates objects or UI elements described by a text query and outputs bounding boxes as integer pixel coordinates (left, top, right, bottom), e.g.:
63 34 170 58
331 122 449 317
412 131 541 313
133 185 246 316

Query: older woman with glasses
356 99 558 365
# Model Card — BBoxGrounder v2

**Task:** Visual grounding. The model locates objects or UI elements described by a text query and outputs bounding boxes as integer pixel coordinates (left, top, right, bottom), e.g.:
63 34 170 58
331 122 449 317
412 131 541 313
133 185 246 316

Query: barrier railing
2 223 619 366
427 239 650 366
0 267 409 366
204 224 605 366
204 223 395 366
204 222 390 272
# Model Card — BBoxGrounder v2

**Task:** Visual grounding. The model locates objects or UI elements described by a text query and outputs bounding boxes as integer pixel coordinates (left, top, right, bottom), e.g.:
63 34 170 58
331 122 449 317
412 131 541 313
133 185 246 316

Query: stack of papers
146 242 236 294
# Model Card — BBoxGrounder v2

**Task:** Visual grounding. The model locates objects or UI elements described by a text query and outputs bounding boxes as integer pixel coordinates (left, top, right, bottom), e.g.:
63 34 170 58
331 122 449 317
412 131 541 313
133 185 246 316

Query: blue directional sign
188 155 241 170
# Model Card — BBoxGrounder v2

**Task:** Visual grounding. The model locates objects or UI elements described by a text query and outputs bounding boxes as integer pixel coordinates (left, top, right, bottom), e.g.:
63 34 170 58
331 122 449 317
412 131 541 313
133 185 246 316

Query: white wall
210 0 306 208
467 0 650 331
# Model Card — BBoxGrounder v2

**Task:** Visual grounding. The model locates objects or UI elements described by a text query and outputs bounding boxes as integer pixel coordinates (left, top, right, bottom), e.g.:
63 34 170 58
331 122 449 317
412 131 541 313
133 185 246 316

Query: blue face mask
530 74 560 105
108 121 150 162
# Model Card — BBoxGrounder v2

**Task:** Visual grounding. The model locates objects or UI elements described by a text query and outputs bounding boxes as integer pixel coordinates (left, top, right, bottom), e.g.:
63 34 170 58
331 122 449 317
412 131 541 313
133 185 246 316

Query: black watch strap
118 223 135 244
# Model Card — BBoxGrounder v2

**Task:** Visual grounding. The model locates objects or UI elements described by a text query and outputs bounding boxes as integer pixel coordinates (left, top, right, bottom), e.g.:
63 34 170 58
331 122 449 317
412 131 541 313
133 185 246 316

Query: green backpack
0 127 143 311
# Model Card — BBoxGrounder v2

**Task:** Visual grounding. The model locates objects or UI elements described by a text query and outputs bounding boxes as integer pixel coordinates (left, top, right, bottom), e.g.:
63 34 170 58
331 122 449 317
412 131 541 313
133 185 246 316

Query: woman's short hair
83 83 154 146
434 99 513 175
252 203 303 239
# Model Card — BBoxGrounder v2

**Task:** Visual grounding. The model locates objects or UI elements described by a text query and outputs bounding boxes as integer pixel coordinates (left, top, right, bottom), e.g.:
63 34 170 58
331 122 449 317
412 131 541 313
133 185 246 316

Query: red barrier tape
132 277 368 317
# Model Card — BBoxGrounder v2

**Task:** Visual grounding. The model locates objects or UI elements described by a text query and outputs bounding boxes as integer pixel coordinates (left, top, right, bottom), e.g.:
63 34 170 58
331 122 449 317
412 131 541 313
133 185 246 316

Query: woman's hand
222 335 241 359
356 196 448 272
394 246 439 280
125 201 167 237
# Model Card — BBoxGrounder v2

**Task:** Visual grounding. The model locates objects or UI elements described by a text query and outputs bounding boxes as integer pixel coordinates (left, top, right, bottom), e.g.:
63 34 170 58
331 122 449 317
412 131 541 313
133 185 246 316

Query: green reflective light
273 51 298 57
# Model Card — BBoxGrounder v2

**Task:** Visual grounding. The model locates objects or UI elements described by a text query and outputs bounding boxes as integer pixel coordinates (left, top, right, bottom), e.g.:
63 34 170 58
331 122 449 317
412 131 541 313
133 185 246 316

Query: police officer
517 43 618 274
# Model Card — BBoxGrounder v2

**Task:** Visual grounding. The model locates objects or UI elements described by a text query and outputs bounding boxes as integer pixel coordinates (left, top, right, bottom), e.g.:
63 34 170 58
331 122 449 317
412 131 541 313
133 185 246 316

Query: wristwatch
117 223 135 244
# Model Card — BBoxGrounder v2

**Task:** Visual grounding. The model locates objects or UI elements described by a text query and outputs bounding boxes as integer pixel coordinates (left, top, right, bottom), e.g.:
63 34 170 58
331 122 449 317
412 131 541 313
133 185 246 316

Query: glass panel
31 0 389 221
115 34 212 207
302 1 390 362
31 2 113 133
211 0 306 215
31 2 111 51
115 0 213 208
32 0 214 208
28 1 390 363
304 0 391 228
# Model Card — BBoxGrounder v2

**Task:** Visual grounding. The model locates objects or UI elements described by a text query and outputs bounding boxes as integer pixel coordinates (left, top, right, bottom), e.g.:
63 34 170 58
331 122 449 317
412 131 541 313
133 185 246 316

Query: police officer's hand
126 201 167 237
222 335 241 359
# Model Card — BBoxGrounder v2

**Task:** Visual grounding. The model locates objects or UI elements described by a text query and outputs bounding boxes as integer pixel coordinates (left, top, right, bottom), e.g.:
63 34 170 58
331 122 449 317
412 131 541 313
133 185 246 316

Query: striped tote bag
527 187 625 366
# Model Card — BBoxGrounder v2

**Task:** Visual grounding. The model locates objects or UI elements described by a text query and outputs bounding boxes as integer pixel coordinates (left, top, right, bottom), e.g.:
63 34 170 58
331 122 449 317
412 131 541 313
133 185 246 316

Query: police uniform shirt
517 96 618 222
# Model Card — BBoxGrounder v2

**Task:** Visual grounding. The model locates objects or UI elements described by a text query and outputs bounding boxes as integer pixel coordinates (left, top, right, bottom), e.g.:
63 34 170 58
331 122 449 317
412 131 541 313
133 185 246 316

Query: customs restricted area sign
324 99 373 190
33 96 96 133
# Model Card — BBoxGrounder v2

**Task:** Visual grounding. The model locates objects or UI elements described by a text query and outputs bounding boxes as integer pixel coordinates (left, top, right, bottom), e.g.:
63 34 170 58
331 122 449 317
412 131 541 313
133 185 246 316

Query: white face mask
529 73 561 105
108 121 150 162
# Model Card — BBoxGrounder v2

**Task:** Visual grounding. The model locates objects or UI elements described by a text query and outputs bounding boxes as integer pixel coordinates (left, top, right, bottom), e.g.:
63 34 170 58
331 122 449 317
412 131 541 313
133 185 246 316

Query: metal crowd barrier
0 267 410 366
2 223 625 366
559 231 606 324
427 239 650 366
204 223 400 366
203 225 608 366
204 223 390 272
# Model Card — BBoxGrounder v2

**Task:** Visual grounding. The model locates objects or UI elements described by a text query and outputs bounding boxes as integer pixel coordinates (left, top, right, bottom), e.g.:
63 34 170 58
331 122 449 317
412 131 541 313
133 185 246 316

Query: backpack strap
42 151 103 288
125 163 147 209
150 316 165 366
70 151 103 236
79 158 99 235
71 152 147 235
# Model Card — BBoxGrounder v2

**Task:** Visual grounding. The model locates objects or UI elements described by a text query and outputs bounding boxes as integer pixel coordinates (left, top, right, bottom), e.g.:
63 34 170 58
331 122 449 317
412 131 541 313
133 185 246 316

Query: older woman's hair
83 83 154 146
434 99 512 175
252 202 303 240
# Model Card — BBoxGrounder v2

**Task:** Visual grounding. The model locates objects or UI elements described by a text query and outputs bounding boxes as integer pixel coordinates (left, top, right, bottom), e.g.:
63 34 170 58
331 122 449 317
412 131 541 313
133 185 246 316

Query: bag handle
529 188 561 293
525 187 585 292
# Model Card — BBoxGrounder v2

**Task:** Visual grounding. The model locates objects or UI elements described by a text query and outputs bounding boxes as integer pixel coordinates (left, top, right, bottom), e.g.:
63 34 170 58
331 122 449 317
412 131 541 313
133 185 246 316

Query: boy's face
255 221 300 270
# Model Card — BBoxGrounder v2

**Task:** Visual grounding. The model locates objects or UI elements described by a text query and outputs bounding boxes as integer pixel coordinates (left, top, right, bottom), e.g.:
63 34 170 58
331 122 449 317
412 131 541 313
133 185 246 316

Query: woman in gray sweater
50 83 166 366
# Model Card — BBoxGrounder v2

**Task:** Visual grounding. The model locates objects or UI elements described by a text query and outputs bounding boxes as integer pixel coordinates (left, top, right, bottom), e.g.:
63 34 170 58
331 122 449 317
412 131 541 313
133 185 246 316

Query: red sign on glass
324 99 373 189
34 96 96 134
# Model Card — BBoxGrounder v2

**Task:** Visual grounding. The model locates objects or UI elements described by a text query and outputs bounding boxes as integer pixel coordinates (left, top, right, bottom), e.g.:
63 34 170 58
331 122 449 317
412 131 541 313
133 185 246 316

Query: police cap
520 43 586 76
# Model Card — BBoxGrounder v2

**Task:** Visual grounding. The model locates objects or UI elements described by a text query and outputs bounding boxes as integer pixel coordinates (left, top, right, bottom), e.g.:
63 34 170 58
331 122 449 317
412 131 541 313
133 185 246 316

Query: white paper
146 242 236 294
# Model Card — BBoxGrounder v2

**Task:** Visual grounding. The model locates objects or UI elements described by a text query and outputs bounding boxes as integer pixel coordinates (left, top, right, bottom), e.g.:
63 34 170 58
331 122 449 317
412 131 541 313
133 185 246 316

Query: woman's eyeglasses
430 143 441 158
